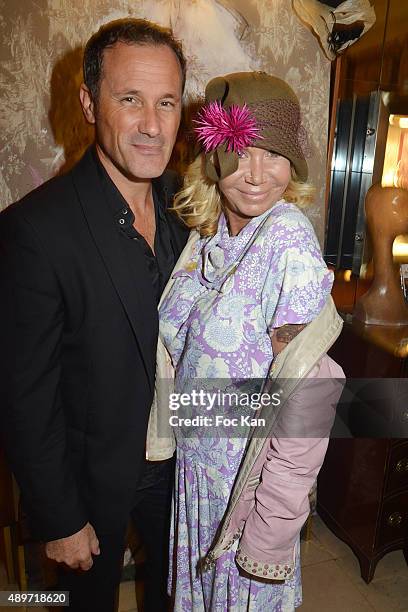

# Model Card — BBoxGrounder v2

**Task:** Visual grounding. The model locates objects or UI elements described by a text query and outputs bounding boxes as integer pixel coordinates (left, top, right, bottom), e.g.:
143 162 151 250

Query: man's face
80 42 183 181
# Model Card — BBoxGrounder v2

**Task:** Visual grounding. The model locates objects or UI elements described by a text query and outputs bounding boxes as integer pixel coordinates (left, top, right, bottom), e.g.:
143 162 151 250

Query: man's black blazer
0 148 188 541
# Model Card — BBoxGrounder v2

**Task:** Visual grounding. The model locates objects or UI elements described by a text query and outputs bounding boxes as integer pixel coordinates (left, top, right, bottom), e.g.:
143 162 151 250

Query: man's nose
138 105 161 138
245 156 265 185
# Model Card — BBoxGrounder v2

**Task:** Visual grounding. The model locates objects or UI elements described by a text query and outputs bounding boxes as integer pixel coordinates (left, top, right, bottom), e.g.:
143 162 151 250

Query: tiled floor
1 515 407 611
299 516 408 611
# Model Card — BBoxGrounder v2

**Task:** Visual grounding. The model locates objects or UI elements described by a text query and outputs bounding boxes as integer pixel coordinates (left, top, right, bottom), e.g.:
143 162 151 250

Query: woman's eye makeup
237 150 280 160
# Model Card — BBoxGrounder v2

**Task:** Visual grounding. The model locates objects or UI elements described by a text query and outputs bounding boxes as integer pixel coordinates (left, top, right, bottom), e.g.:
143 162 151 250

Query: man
0 18 188 612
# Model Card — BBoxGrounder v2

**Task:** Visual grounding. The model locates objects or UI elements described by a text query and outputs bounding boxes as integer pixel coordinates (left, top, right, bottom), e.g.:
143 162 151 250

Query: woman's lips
239 190 269 200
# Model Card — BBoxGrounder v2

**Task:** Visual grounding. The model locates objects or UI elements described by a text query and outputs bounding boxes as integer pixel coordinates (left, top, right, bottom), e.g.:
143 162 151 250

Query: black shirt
93 150 176 303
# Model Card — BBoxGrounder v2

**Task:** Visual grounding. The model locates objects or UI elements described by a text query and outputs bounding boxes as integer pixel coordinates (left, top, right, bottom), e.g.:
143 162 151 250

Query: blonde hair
173 155 315 237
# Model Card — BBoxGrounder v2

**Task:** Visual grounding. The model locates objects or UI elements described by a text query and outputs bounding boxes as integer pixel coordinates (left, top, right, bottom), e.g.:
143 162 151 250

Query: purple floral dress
159 201 333 611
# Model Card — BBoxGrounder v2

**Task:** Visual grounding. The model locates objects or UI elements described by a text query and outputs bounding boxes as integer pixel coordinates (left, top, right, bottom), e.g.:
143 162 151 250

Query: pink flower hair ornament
193 101 263 154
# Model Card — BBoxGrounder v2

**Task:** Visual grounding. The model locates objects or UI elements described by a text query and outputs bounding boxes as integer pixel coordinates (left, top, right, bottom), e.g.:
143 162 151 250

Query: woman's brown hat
201 71 309 182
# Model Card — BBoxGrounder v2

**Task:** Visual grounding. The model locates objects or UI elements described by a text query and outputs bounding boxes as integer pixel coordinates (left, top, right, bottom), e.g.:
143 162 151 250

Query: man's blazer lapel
71 149 156 393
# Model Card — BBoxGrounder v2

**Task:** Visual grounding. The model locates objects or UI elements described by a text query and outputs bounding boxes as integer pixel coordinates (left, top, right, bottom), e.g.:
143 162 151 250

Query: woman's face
218 147 291 235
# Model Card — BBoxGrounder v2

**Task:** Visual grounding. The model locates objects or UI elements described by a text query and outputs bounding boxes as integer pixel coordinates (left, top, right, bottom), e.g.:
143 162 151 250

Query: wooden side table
317 317 408 583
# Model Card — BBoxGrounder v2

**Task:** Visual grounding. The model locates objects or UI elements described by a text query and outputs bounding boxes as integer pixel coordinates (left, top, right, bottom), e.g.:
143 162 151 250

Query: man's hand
45 522 100 571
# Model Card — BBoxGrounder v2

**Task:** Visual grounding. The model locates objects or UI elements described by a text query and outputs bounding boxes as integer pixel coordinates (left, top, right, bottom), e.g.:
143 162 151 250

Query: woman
148 71 344 611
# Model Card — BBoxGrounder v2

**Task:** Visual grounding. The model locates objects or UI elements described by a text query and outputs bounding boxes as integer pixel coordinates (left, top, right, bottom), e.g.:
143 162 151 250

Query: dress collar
198 205 280 290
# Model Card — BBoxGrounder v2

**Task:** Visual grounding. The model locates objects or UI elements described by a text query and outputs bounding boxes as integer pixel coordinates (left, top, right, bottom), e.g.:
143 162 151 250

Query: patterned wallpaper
0 0 330 242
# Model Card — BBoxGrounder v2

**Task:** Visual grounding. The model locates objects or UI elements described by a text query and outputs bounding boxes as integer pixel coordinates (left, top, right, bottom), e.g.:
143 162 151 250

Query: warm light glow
382 116 408 188
343 270 352 282
382 170 397 187
389 114 408 129
393 234 408 261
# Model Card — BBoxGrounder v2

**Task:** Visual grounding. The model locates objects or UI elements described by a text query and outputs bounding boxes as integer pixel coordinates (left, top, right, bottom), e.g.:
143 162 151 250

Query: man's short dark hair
83 18 187 101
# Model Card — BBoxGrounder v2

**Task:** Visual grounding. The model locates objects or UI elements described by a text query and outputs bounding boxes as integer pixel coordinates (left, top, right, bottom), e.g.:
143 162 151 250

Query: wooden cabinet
318 438 408 582
317 317 408 583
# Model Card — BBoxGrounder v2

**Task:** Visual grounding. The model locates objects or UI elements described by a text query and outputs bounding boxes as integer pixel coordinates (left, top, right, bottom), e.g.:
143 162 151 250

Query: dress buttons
122 208 128 215
118 218 125 225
